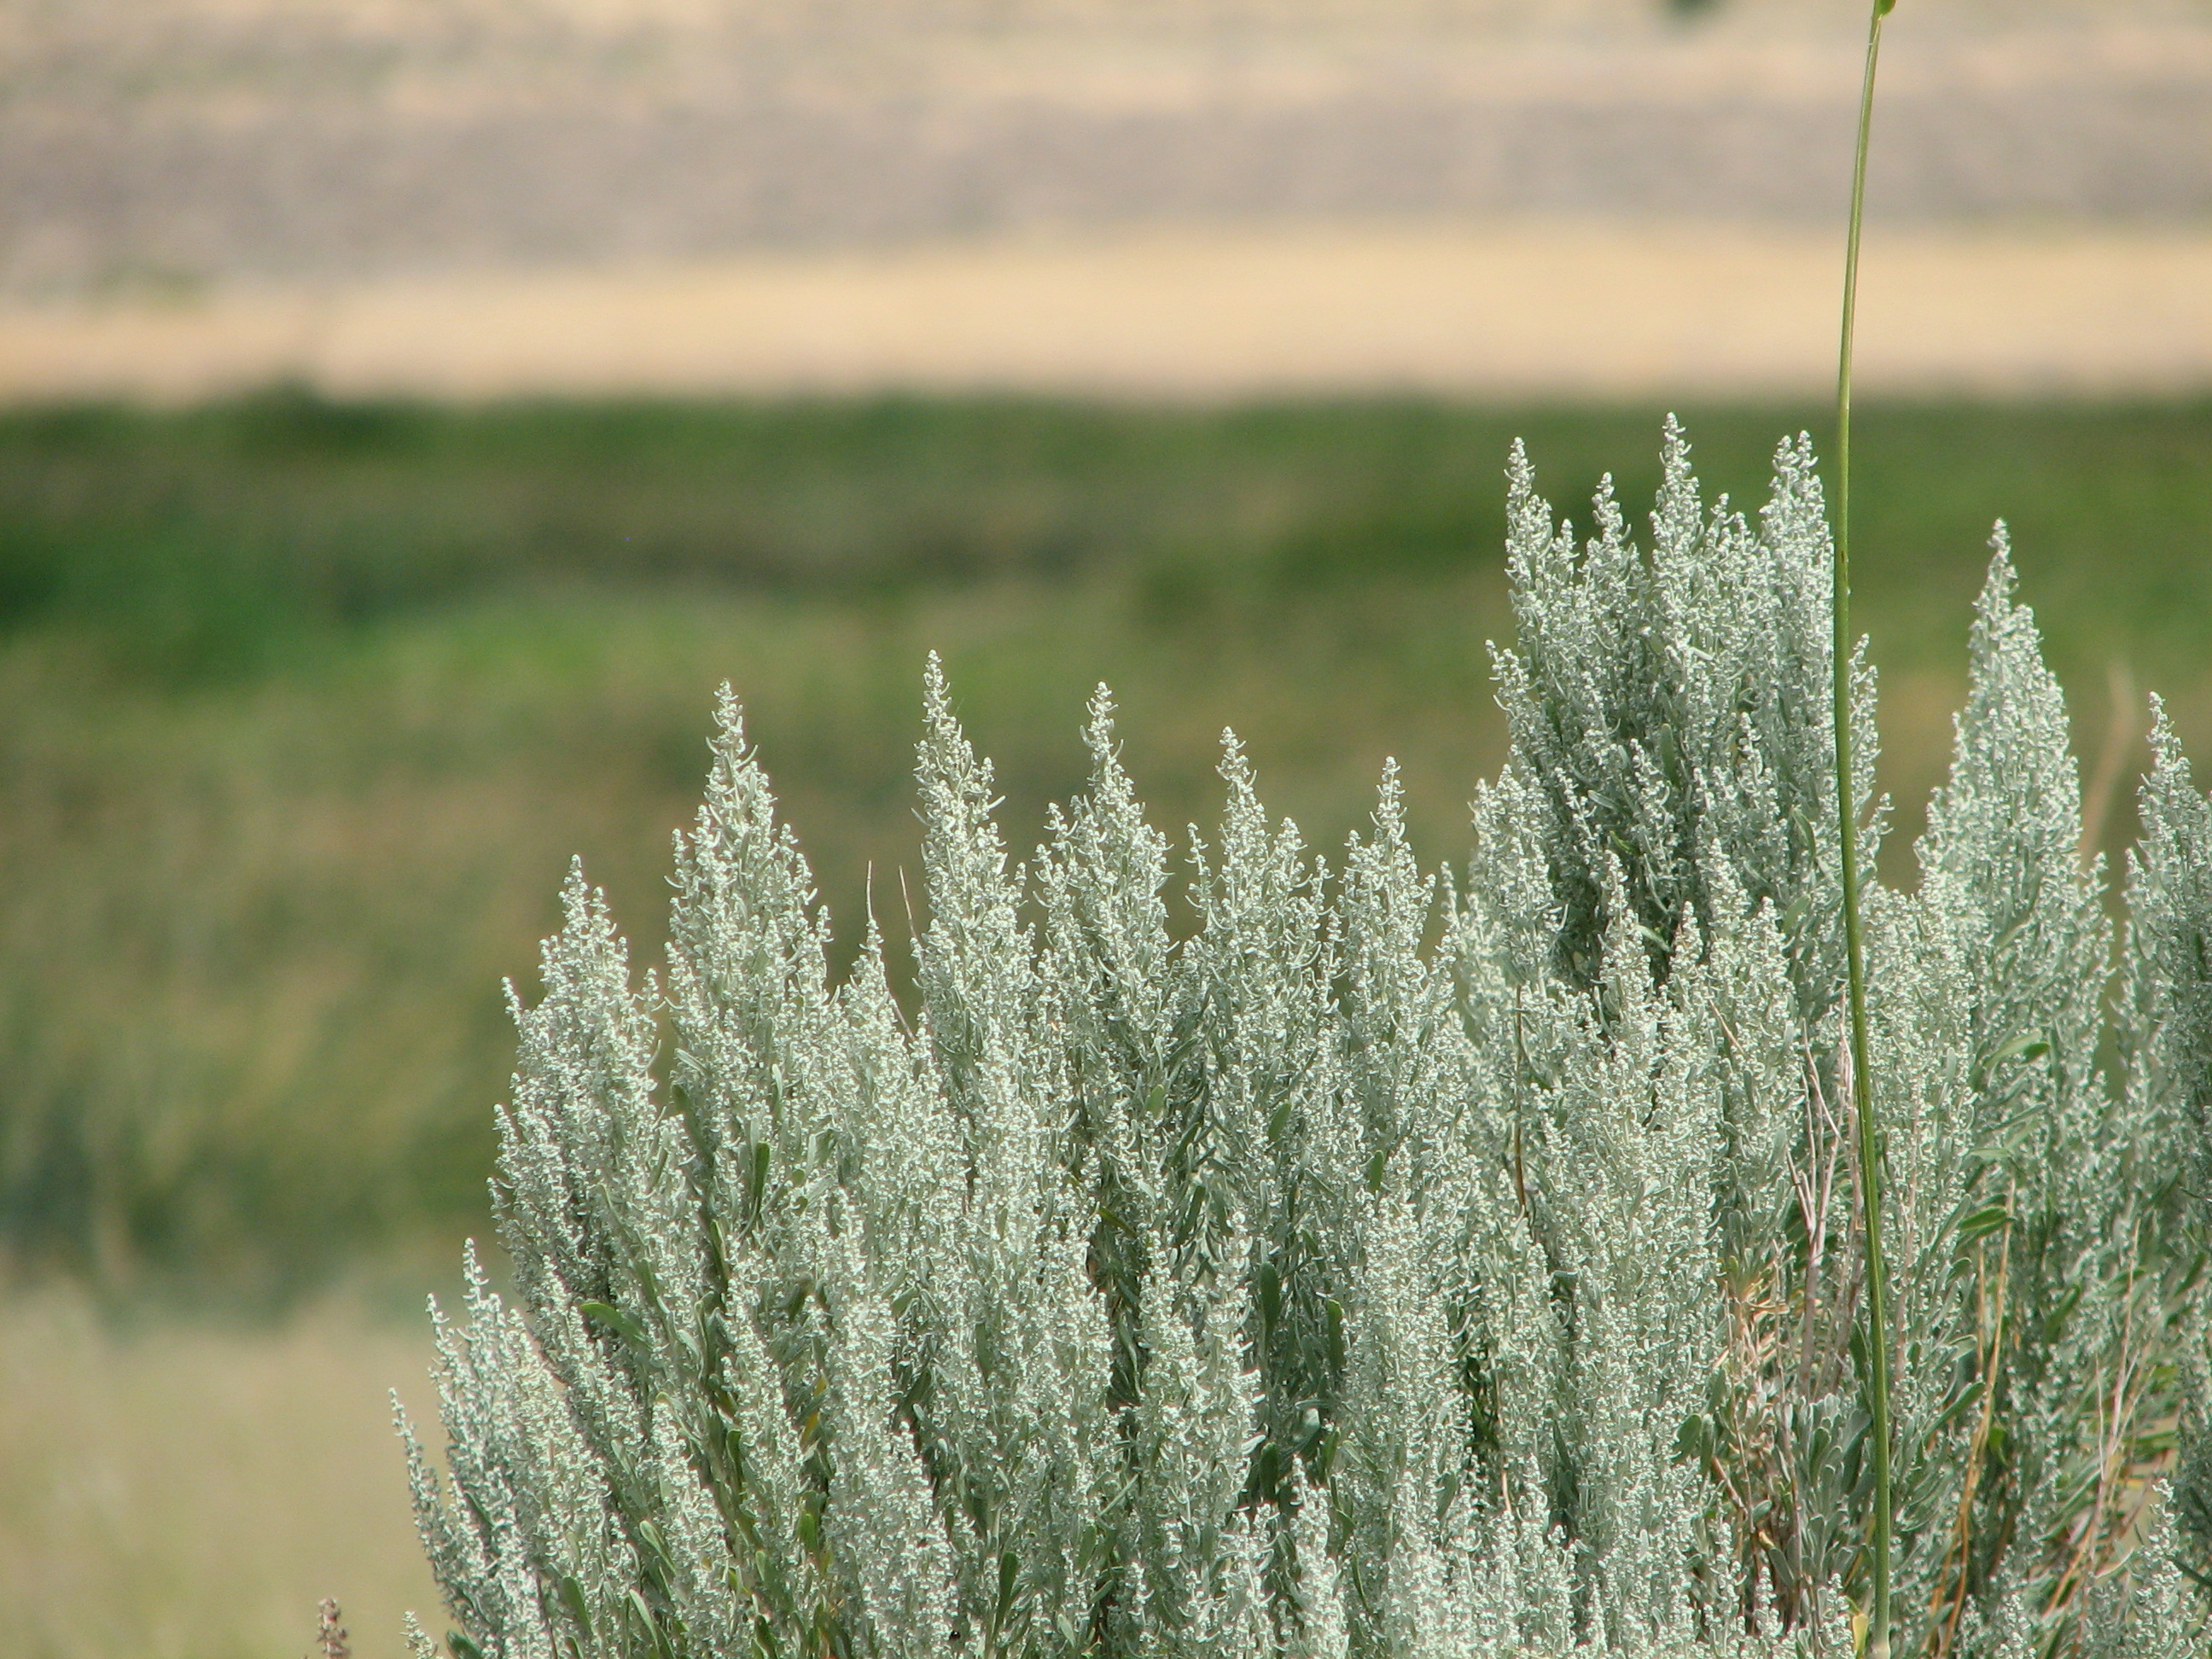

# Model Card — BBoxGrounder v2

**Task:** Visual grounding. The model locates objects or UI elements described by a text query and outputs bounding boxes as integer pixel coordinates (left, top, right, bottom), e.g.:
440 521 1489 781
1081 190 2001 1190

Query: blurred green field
4 393 2210 1291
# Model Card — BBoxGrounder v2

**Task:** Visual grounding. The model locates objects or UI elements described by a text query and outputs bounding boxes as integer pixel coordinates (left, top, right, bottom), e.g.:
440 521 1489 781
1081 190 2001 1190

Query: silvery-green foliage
2127 713 2212 1586
2126 705 2212 1223
1488 420 1871 1016
2072 1490 2198 1659
403 425 2207 1659
1887 541 2159 1639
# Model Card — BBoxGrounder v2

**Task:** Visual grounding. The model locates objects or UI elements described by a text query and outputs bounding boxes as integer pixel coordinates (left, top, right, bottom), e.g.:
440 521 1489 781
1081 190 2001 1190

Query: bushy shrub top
399 427 2212 1658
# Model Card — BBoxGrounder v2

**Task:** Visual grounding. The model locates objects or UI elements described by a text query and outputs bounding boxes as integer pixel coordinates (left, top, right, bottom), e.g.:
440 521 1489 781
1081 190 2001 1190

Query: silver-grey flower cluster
398 422 2209 1658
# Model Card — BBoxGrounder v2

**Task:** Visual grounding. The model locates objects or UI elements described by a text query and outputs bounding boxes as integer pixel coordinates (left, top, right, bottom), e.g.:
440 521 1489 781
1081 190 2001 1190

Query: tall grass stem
1836 2 1895 1655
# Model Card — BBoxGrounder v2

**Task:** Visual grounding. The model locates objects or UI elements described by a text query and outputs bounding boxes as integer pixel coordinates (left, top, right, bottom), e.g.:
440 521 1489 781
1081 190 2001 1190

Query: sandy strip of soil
4 221 2209 404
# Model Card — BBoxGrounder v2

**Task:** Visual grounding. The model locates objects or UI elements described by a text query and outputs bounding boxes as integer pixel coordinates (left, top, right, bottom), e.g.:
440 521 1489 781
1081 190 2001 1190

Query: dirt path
7 221 2209 402
7 0 2207 401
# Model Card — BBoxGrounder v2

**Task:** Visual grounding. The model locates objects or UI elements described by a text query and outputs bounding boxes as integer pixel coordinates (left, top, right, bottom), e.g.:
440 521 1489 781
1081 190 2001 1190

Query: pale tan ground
8 221 2212 403
9 0 2209 294
0 1285 442 1659
9 0 2207 400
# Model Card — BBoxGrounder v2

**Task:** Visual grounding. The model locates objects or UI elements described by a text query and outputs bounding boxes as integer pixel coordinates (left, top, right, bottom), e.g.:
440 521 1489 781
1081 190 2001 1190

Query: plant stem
1836 3 1894 1656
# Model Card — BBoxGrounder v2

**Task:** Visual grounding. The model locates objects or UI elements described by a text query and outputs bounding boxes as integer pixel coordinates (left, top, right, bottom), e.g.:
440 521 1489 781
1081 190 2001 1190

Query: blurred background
3 0 2210 1654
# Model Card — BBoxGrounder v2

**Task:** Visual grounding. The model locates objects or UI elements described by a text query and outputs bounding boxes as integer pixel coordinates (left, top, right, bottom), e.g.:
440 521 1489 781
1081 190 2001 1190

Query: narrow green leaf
556 1575 596 1642
1956 1202 2013 1243
581 1300 649 1347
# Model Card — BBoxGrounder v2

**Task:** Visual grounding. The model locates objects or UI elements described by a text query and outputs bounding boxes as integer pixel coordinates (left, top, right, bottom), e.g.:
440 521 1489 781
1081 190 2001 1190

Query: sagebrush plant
397 422 2212 1658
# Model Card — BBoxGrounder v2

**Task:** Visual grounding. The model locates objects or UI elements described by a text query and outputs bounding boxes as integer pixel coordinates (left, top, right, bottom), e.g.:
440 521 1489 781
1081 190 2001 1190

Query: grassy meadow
0 1277 446 1659
4 394 2212 1291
